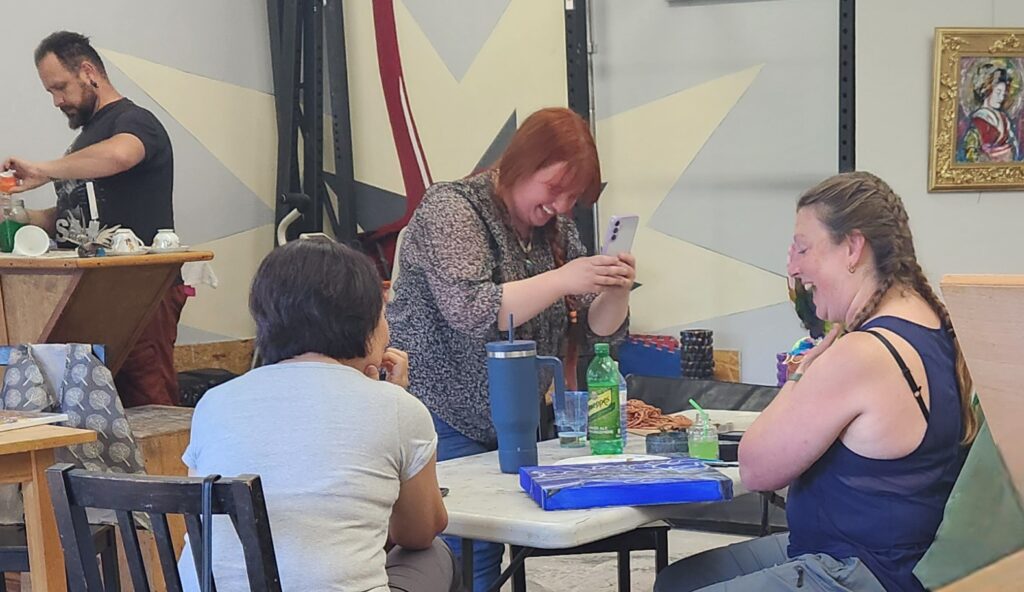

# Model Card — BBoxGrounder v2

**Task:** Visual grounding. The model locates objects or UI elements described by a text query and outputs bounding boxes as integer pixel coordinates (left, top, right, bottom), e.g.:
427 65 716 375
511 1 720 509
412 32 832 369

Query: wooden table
0 425 96 592
0 251 213 374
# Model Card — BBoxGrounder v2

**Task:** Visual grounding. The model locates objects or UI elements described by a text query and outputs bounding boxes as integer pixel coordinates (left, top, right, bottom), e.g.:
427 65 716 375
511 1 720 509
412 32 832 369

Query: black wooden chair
0 524 118 592
46 464 281 592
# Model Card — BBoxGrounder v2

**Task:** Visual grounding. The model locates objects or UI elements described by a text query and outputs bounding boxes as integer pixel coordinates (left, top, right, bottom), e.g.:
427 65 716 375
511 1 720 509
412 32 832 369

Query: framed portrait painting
930 28 1024 191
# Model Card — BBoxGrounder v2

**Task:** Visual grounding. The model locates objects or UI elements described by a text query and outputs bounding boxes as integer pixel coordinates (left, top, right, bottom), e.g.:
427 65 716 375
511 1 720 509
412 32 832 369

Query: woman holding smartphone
387 107 634 589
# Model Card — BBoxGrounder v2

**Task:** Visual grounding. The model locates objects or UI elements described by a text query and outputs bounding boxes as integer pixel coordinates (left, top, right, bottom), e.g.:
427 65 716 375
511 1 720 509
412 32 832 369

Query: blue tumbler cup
486 339 566 474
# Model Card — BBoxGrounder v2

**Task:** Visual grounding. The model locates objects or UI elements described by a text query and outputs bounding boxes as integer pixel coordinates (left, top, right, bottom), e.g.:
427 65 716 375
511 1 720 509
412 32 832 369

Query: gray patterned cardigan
387 171 628 445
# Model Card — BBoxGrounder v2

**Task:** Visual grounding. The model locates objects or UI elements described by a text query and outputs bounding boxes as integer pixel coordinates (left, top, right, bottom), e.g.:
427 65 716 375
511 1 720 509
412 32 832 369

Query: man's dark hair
34 31 107 77
250 237 384 365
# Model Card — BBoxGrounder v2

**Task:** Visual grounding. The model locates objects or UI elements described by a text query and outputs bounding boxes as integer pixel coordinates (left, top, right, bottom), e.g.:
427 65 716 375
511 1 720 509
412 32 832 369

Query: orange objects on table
0 172 16 193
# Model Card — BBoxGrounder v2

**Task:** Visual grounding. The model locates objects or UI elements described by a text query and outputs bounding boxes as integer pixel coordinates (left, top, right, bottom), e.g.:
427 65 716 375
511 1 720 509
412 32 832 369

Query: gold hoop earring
848 265 856 274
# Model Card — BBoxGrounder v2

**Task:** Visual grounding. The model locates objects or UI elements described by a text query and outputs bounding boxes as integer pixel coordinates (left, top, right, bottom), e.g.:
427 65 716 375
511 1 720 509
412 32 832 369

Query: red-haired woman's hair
492 107 602 387
494 107 602 208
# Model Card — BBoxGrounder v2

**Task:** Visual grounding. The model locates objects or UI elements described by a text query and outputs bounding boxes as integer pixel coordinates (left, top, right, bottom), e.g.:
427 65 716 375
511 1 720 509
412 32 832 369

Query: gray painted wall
592 0 837 384
858 0 1024 290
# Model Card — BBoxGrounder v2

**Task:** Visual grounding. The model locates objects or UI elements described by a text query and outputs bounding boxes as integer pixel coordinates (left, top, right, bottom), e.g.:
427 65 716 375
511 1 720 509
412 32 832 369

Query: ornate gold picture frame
930 28 1024 191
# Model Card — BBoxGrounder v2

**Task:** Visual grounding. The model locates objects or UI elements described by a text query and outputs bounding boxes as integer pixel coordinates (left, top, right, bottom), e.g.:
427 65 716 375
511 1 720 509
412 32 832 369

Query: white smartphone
600 214 639 256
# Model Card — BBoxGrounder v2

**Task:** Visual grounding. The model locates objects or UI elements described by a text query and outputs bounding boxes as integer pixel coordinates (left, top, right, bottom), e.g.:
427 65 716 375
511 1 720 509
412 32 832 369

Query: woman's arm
497 254 633 331
388 453 448 550
739 329 871 491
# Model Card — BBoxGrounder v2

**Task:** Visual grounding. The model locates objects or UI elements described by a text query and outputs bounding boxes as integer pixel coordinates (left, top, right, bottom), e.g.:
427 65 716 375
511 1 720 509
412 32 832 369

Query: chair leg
617 550 630 592
0 572 7 592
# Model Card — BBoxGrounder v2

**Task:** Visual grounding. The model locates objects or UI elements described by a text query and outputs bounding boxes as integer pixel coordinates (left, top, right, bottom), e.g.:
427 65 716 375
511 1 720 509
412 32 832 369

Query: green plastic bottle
0 196 28 254
587 343 623 454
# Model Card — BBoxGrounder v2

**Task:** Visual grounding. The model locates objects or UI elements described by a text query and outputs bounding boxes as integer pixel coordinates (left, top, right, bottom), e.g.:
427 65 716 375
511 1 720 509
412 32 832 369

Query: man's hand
2 157 51 193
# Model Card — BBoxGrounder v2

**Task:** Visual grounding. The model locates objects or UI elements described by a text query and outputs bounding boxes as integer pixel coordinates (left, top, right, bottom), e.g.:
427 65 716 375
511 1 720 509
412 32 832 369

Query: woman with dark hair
655 172 976 592
178 237 458 592
387 107 634 587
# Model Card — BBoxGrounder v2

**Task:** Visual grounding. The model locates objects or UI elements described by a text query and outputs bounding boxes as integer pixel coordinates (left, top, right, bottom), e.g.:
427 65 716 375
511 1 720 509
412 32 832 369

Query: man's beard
62 85 97 129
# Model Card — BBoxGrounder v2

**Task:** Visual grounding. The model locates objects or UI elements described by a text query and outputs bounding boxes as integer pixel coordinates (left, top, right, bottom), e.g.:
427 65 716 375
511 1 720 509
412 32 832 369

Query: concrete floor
497 529 750 592
5 530 749 592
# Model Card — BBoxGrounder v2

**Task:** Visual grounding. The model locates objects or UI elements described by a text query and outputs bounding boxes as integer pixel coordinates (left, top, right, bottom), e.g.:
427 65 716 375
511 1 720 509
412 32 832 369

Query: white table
437 410 759 591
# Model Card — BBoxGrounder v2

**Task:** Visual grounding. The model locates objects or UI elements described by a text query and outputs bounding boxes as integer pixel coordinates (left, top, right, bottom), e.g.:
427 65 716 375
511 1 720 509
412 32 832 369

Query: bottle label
587 385 620 439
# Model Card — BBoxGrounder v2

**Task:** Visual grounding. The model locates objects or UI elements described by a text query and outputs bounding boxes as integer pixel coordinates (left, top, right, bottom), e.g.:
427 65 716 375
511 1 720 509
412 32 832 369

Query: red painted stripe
372 0 432 238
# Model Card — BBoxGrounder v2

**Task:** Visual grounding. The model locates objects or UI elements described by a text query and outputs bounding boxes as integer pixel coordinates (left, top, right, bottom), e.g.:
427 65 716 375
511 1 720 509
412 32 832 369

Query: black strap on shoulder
862 330 930 421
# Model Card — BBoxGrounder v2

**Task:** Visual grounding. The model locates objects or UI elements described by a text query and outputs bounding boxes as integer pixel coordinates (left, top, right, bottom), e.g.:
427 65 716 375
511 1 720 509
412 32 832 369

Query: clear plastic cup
555 390 589 448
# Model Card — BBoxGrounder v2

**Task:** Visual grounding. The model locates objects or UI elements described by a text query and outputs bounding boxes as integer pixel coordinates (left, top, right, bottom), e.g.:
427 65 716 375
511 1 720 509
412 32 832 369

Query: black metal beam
324 0 358 242
297 0 325 237
268 0 304 241
565 0 597 254
839 0 855 172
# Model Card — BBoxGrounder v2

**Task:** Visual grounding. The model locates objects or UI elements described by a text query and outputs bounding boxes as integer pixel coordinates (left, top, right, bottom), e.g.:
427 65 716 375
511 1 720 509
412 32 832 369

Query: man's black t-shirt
54 98 173 244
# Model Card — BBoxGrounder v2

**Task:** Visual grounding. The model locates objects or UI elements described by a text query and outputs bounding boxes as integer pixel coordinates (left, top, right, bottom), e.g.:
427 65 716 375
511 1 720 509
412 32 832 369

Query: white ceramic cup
152 228 181 250
109 228 143 253
12 225 50 257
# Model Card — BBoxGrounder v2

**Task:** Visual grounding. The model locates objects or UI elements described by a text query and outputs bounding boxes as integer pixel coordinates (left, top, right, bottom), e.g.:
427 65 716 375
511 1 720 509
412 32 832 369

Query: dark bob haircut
34 31 108 77
250 237 383 365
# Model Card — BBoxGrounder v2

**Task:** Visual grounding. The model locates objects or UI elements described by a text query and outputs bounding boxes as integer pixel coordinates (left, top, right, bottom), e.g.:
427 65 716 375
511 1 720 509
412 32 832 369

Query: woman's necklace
517 232 533 254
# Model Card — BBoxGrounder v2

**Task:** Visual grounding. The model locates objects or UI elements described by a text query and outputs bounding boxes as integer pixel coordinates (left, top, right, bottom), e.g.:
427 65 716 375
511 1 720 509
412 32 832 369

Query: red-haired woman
388 107 634 588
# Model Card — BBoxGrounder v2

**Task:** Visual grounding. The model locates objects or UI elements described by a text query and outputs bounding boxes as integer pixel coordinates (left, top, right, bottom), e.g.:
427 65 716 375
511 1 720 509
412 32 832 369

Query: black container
645 430 688 455
718 440 739 462
680 329 715 379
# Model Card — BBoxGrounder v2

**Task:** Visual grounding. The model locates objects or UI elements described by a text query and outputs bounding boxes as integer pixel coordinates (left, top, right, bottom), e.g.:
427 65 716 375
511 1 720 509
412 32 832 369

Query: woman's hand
380 347 410 389
796 325 842 374
605 253 636 297
555 254 633 296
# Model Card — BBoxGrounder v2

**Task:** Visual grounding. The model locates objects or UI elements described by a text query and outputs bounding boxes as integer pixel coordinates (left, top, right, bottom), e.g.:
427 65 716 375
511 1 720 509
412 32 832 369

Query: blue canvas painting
520 457 733 511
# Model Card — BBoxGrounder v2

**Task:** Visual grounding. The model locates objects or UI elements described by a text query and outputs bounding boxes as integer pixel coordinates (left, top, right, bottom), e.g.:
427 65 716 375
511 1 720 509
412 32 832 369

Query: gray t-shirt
178 362 437 592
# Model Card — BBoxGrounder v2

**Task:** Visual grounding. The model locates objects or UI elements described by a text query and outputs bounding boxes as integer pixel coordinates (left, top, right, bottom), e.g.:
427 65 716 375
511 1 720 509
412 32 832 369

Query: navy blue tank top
786 316 967 591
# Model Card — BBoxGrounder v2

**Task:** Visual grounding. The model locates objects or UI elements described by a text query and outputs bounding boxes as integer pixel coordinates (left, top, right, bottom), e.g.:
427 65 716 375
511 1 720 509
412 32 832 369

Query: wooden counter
0 251 213 375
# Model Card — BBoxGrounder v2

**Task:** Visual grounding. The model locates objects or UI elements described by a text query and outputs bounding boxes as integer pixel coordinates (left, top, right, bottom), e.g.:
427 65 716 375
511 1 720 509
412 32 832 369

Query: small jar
3 197 29 224
687 413 719 461
0 197 30 254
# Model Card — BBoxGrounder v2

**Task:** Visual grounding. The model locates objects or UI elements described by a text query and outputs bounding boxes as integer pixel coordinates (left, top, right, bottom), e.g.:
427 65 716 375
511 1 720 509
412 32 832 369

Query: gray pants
387 538 463 592
654 533 885 592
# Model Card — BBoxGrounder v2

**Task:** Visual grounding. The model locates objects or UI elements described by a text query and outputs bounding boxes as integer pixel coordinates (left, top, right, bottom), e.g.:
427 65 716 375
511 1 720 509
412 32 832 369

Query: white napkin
181 261 219 289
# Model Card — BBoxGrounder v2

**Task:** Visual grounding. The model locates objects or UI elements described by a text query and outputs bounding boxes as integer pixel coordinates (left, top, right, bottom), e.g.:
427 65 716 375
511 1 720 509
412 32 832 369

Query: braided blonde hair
798 172 978 444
